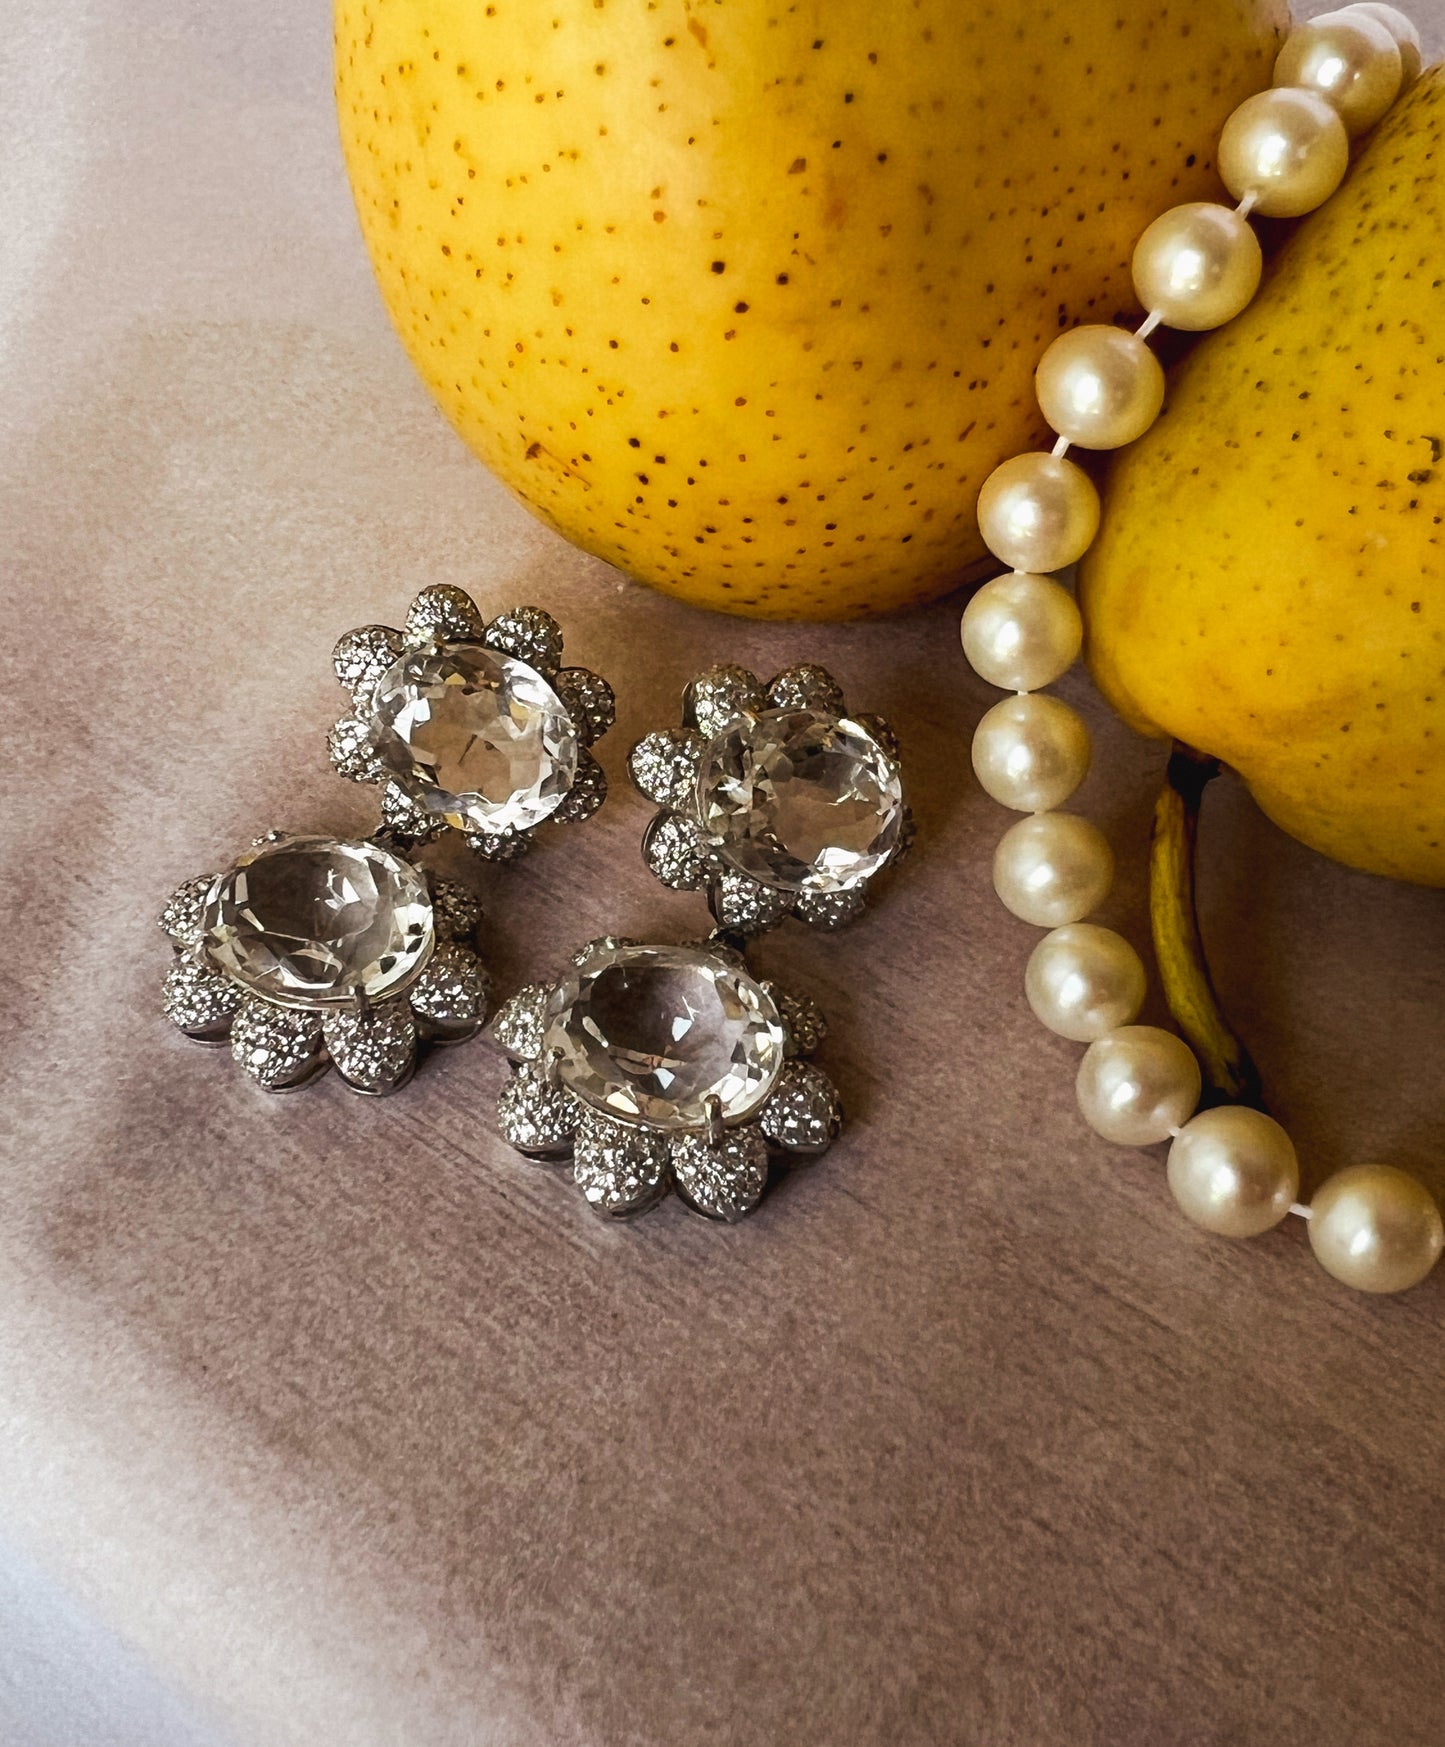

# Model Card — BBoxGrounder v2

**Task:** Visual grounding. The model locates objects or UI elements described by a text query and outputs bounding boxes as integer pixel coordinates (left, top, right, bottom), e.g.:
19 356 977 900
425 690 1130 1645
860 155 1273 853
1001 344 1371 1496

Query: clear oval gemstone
696 708 904 895
544 943 786 1132
370 642 580 833
202 835 434 1011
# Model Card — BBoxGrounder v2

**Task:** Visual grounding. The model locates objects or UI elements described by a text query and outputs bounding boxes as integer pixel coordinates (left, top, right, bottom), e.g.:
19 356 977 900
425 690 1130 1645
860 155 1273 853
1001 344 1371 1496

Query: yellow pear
335 0 1284 619
1081 66 1445 888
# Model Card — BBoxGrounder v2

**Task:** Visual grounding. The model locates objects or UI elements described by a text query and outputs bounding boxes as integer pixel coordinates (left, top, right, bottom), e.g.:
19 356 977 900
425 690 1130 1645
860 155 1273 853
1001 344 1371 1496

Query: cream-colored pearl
975 452 1101 573
960 572 1083 692
992 811 1114 927
1273 12 1402 138
1025 924 1146 1043
1076 1026 1202 1147
1034 325 1165 450
1308 1164 1444 1294
1219 88 1350 217
971 694 1092 813
1131 203 1263 332
1348 3 1422 84
1166 1106 1299 1237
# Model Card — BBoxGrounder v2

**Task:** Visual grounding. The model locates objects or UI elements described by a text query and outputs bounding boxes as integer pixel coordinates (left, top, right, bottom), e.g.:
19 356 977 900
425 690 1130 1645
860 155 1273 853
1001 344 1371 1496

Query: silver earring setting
329 584 614 860
159 833 488 1095
491 935 842 1222
629 662 911 935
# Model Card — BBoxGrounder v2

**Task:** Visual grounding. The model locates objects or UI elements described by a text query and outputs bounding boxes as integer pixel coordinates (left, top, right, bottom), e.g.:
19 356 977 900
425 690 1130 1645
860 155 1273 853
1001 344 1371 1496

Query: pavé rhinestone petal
163 959 240 1037
323 1001 417 1094
230 999 325 1090
371 643 580 834
771 987 829 1056
711 869 792 934
408 941 489 1036
642 812 715 891
333 625 403 709
404 584 486 646
485 606 564 675
670 1127 769 1223
493 981 554 1060
498 1059 578 1156
552 666 616 744
202 835 434 1011
698 708 904 896
158 876 217 950
759 1061 842 1155
328 714 384 783
685 664 766 739
427 878 484 942
573 1111 672 1216
543 942 786 1131
629 728 706 810
767 663 847 715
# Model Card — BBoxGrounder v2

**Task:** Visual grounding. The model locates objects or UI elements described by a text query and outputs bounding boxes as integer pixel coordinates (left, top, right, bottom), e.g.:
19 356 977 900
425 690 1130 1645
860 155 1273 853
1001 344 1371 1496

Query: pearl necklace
961 3 1443 1295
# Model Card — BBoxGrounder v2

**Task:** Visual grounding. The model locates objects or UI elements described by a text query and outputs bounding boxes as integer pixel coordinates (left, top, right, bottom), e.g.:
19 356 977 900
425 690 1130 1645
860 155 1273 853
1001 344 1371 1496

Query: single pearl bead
1219 88 1350 217
1166 1106 1299 1237
1131 203 1263 332
960 572 1083 692
992 812 1114 927
1034 326 1165 451
1273 12 1402 138
1076 1026 1202 1147
1025 924 1146 1043
971 694 1092 813
1348 3 1422 84
975 453 1101 573
1308 1164 1444 1294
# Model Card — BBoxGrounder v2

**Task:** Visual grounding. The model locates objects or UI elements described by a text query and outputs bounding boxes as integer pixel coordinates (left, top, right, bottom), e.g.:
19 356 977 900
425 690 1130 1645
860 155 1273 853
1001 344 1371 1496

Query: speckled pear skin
334 0 1285 621
1081 68 1445 888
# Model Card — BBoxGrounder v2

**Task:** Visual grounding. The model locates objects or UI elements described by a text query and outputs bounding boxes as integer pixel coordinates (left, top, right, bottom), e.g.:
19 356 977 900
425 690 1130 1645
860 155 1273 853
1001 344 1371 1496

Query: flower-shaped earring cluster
328 584 613 859
160 591 910 1224
160 836 488 1094
491 937 842 1220
159 585 612 1095
629 661 911 934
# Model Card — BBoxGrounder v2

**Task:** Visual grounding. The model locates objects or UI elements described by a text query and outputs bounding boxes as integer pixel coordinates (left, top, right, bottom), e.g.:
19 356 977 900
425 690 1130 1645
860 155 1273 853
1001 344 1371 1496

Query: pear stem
1149 744 1265 1110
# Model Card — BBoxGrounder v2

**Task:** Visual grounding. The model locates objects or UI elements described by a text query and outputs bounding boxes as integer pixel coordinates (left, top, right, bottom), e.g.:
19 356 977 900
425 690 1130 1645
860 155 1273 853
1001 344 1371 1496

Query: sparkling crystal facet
544 943 786 1132
696 708 904 895
370 642 580 833
202 835 434 1011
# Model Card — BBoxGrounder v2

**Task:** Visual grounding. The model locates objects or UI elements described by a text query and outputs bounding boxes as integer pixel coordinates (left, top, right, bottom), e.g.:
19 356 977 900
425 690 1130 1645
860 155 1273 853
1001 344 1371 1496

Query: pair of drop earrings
158 584 912 1223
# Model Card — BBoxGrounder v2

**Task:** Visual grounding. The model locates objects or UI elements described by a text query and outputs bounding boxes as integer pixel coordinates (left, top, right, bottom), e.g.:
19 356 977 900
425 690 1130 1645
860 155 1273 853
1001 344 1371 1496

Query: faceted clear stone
544 942 786 1132
202 835 434 1011
370 642 580 833
697 708 904 896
